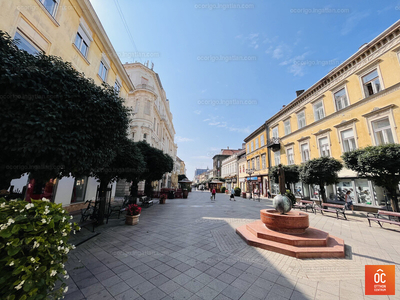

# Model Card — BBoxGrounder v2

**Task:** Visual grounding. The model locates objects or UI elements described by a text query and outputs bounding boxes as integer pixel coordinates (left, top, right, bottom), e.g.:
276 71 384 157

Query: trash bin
183 189 188 199
242 192 246 198
168 190 175 199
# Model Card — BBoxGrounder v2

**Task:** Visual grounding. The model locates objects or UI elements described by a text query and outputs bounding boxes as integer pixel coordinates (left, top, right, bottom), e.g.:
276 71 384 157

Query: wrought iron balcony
267 137 281 151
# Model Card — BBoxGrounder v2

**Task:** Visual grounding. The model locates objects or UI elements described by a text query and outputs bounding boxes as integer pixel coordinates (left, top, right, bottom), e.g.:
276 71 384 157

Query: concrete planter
125 214 140 225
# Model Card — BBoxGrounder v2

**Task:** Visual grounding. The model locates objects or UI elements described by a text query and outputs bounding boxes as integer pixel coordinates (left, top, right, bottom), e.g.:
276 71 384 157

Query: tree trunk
144 180 153 198
130 180 138 199
97 178 110 225
320 184 326 203
286 182 291 192
388 189 399 213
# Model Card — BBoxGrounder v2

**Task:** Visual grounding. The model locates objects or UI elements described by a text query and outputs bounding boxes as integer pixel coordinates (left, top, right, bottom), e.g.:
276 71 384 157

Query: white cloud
194 110 201 115
341 11 370 35
209 121 220 126
236 33 260 49
175 136 194 142
203 118 210 122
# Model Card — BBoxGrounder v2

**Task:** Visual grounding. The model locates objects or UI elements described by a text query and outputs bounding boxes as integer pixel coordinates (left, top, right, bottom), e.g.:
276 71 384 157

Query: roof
244 124 266 142
221 149 242 155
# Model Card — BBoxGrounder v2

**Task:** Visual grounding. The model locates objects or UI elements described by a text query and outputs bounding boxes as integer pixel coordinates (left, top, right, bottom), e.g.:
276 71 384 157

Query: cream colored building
1 0 135 210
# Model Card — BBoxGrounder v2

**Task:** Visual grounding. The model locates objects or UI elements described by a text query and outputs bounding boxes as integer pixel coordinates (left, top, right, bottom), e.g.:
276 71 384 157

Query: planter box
125 214 140 225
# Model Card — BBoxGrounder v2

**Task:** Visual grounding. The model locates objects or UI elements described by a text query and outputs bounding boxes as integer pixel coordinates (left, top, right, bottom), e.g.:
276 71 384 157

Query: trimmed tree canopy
299 157 343 202
270 165 300 187
342 144 400 212
0 31 130 188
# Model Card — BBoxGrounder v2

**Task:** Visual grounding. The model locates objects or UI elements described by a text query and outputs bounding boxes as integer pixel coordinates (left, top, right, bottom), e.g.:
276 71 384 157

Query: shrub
285 189 296 206
220 186 226 193
126 204 141 216
0 198 79 300
234 187 241 196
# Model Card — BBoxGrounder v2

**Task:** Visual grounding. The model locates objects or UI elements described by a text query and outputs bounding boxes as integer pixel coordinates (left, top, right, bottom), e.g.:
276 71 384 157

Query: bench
139 196 153 208
293 200 314 213
367 210 400 228
78 200 98 232
314 203 347 220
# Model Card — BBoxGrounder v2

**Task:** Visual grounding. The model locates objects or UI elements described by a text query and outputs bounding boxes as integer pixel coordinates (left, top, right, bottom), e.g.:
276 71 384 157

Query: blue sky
90 0 400 179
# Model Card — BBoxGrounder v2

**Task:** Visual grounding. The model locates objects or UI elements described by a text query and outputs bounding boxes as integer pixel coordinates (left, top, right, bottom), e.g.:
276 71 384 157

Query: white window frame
340 128 357 153
261 154 266 169
272 126 279 138
284 119 291 135
274 150 281 166
332 86 350 112
14 30 41 55
300 142 310 162
256 138 259 149
260 135 265 146
74 23 92 58
297 111 306 129
358 66 385 98
286 147 294 165
250 142 253 152
247 144 250 153
114 80 122 95
318 136 331 157
313 100 325 121
256 156 260 170
98 60 108 82
363 105 398 146
39 0 59 17
372 118 395 145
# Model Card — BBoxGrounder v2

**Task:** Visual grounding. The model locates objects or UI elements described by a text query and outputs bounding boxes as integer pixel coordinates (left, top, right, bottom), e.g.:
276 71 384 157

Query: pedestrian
267 189 272 198
211 188 216 200
230 188 235 201
345 191 353 211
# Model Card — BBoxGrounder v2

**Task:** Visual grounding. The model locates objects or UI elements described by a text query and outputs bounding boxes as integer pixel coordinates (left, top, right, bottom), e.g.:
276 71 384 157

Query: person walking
267 189 272 198
345 191 353 211
230 188 235 201
211 188 216 201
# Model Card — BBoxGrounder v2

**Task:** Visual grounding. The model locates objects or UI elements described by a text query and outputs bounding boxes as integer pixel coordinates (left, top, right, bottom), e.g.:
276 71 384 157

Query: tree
342 144 400 213
270 164 300 191
92 138 145 223
178 174 188 181
0 31 130 191
136 142 173 197
299 157 343 203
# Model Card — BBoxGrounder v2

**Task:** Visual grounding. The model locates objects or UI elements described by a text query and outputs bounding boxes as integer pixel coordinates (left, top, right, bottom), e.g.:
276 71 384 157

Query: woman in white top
345 191 353 211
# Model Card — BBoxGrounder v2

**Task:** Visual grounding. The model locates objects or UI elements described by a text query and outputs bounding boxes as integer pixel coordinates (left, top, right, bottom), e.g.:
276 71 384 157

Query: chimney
359 43 368 51
242 143 246 149
296 90 305 97
227 146 229 149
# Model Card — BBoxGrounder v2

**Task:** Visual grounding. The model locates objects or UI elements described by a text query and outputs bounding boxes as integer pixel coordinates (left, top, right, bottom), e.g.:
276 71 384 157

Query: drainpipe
264 121 271 194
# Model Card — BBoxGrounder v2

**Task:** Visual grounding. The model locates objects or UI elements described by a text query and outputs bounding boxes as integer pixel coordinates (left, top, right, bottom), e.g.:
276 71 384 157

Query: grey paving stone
141 287 167 300
114 288 142 300
221 285 245 300
124 274 147 288
195 273 214 285
183 279 205 293
269 283 294 299
101 274 124 287
226 267 244 277
81 282 105 297
159 280 182 294
76 276 100 289
217 272 237 284
195 285 220 300
169 287 194 299
112 264 131 274
207 278 229 293
184 268 203 278
154 263 172 273
64 290 85 300
106 281 131 296
231 278 253 292
95 269 117 282
132 281 156 296
172 273 192 285
246 283 271 299
289 290 312 300
140 268 159 280
86 288 114 300
204 267 224 278
134 264 151 273
163 268 181 279
238 291 261 300
151 273 170 286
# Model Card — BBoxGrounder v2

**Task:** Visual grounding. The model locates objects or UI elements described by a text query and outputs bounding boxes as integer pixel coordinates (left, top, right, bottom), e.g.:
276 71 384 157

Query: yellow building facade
0 0 135 209
266 21 400 208
244 125 269 197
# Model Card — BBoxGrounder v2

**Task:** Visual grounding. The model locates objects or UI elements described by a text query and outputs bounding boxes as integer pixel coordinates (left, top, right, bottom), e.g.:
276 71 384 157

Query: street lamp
246 168 255 199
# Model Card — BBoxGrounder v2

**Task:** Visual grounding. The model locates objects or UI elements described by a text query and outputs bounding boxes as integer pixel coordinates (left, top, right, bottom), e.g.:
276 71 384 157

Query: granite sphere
273 194 292 214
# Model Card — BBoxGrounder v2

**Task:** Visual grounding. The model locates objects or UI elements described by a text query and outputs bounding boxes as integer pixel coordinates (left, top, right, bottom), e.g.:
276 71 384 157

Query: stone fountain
236 165 345 259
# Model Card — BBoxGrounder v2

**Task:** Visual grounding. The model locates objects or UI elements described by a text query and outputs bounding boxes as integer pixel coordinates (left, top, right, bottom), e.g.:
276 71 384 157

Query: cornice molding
334 118 359 129
362 104 396 118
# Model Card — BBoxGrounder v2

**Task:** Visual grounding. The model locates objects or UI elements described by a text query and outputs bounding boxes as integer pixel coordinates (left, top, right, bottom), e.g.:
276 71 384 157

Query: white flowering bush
0 198 80 300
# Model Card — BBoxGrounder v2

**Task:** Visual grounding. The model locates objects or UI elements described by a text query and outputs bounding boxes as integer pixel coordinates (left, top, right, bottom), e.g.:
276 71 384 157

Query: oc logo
374 269 386 284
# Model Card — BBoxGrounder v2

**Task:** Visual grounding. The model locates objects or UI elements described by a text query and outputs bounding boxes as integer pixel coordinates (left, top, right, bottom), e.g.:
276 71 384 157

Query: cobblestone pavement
64 191 400 300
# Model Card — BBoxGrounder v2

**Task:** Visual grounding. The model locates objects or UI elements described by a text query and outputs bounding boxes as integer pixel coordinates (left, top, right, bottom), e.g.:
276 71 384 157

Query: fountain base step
236 220 345 259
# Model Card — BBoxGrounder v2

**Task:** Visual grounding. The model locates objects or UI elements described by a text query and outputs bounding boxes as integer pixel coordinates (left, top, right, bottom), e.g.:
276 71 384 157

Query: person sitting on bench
230 188 235 201
345 191 353 211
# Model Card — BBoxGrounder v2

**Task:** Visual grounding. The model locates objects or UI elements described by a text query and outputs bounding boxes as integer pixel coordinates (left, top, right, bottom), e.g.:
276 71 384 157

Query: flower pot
125 214 140 225
160 198 166 204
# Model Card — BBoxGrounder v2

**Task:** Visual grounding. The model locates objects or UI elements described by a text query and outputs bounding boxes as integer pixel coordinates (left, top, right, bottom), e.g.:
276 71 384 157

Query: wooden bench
314 203 347 220
293 200 314 213
367 210 400 228
139 196 153 208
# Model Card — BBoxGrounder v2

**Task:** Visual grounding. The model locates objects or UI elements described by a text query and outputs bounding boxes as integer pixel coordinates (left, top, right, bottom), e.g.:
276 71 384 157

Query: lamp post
246 168 255 199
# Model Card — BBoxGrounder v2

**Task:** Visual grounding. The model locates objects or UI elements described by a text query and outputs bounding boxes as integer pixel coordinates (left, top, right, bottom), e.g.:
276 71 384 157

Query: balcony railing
267 137 281 151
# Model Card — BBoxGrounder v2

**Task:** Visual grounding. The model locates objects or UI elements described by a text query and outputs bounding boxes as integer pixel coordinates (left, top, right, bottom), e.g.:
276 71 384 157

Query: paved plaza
64 191 400 300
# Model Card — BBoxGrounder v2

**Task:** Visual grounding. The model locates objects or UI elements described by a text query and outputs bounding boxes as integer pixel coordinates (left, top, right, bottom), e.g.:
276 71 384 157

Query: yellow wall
268 48 400 166
245 130 269 175
0 0 131 98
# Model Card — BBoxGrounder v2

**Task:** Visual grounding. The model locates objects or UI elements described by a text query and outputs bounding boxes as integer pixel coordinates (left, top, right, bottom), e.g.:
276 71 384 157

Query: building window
372 118 394 145
340 128 357 152
284 120 291 135
274 150 280 166
313 100 325 121
272 127 279 138
114 80 121 94
14 31 40 55
318 137 330 157
247 160 250 170
247 144 249 153
74 26 90 57
334 88 349 111
256 156 260 170
143 133 147 141
301 143 310 162
261 135 265 146
132 132 135 140
362 69 381 97
287 148 294 165
255 139 259 149
262 154 266 169
39 0 59 17
144 101 151 115
250 142 253 152
98 61 108 81
251 158 254 170
297 111 306 129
